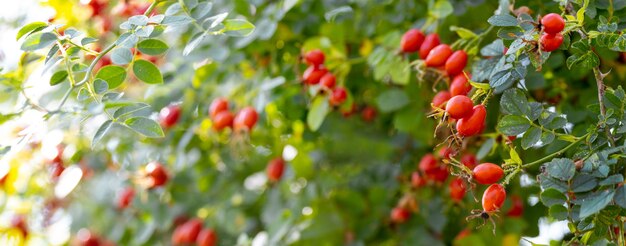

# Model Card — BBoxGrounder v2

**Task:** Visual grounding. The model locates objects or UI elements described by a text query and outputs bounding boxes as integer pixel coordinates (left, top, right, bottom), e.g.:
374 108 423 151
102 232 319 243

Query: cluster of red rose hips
209 98 259 133
302 50 348 106
539 13 565 52
158 100 259 133
172 218 217 246
47 145 66 182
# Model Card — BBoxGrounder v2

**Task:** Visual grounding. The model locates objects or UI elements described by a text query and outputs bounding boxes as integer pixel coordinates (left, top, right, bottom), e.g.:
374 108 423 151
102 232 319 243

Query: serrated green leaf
614 186 626 208
521 126 541 149
487 15 518 26
549 205 569 220
545 158 576 181
500 88 530 115
540 188 567 207
133 59 163 84
497 115 530 136
572 174 598 193
580 189 614 219
125 117 164 138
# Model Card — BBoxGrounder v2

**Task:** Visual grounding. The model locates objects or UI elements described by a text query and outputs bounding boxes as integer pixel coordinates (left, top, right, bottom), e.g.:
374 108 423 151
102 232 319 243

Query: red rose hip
329 87 348 106
449 178 466 202
460 154 478 169
419 33 441 59
304 49 325 67
425 44 453 67
482 184 506 212
266 158 285 182
159 104 181 128
432 91 451 109
541 13 565 34
472 163 504 184
401 29 425 53
303 66 328 84
450 73 472 96
445 50 468 76
540 33 563 52
233 107 258 132
445 95 474 119
390 207 410 223
209 98 229 119
196 228 218 246
320 73 336 89
456 105 486 137
145 162 168 188
213 111 234 131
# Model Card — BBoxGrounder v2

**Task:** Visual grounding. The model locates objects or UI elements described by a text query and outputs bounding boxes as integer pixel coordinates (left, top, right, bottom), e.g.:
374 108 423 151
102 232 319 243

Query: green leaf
50 70 68 86
614 186 626 208
521 126 541 149
92 120 113 148
388 56 410 85
580 189 614 219
577 0 590 25
223 19 255 36
110 48 133 65
545 158 576 181
191 2 213 19
137 39 169 56
487 15 518 27
450 26 477 39
500 88 529 115
429 0 453 19
376 89 409 113
599 174 623 186
16 21 48 40
540 188 567 207
21 32 57 51
307 96 330 131
113 103 151 119
572 174 598 193
93 79 108 94
124 117 164 138
133 59 163 84
95 65 127 89
549 205 569 220
539 173 568 192
497 115 530 136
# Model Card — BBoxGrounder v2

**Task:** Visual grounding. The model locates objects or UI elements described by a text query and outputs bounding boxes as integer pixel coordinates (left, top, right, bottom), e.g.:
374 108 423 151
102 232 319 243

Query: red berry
445 50 468 76
361 106 377 122
450 73 472 96
419 33 440 59
266 158 285 182
401 29 425 53
329 87 348 106
460 154 478 169
541 13 565 34
303 66 328 84
342 103 357 118
432 91 451 109
425 44 453 67
472 163 504 185
506 195 524 217
390 207 411 223
76 229 100 246
430 165 449 183
320 73 336 89
540 33 563 52
507 135 517 142
418 154 438 174
449 178 466 202
445 95 474 119
116 187 135 209
411 172 426 188
233 107 258 132
209 98 229 119
196 228 218 246
172 219 203 245
213 111 234 131
146 162 168 188
456 105 486 137
49 162 65 181
304 49 325 67
437 147 453 160
159 104 181 128
88 0 108 17
482 184 506 212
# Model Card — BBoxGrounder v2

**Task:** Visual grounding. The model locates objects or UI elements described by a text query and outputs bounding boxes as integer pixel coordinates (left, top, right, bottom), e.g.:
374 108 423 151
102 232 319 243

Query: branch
522 133 588 168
